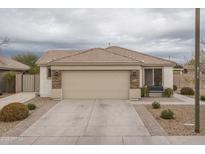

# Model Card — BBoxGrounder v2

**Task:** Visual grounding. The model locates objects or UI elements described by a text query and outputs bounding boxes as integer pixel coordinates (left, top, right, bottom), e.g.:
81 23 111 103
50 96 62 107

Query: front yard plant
141 85 149 97
3 71 16 93
27 103 36 110
160 109 174 119
152 101 161 109
146 105 205 135
173 85 177 91
201 96 205 101
180 87 194 95
164 88 173 97
0 103 29 122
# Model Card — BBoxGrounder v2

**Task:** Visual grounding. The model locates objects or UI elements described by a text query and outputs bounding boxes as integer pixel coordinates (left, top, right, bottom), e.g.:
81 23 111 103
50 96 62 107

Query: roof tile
0 56 30 71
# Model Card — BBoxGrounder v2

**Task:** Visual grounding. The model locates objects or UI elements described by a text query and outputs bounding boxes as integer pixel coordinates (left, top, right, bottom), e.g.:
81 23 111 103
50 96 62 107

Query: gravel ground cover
0 97 58 136
146 105 205 135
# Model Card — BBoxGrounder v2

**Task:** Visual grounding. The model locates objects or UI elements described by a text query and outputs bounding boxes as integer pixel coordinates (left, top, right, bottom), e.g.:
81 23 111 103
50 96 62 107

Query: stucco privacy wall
163 67 173 89
40 67 51 97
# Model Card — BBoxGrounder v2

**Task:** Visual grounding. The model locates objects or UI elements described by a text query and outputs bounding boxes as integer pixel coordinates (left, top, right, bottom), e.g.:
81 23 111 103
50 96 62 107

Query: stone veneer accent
52 70 61 89
130 70 140 89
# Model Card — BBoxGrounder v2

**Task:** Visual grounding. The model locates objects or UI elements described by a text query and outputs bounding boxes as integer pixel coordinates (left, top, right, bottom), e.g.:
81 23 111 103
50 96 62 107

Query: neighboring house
36 46 176 100
0 56 30 92
173 63 205 95
173 64 184 75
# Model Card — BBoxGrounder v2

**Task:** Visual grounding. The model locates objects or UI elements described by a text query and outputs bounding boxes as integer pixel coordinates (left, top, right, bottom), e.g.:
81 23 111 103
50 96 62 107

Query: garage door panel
62 71 129 99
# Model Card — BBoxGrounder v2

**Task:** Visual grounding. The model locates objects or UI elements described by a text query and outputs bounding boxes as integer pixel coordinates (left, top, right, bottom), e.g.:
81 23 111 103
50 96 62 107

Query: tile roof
36 50 80 65
0 56 30 71
49 48 143 65
37 46 176 66
106 46 176 66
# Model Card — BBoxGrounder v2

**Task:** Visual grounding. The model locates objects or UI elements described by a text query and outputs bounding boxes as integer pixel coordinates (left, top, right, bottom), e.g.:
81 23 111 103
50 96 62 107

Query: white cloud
0 8 204 63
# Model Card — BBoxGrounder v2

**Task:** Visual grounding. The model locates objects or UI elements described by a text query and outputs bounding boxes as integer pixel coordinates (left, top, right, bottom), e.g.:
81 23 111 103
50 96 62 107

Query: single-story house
36 46 176 100
0 56 30 93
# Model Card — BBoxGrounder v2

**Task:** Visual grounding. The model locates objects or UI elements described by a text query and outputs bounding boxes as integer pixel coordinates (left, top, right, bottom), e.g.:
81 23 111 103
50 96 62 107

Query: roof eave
0 67 29 71
46 61 143 66
142 63 176 67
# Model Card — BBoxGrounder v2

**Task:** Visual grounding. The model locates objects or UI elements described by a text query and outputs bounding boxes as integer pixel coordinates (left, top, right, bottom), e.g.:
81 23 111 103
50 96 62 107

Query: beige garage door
62 71 129 99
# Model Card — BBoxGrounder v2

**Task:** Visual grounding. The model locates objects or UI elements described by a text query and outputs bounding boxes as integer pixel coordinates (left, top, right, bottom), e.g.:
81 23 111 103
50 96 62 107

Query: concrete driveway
20 99 150 144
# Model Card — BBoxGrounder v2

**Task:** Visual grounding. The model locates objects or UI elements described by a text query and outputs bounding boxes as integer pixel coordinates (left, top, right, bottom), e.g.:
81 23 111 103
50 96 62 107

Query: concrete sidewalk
0 136 205 145
0 92 36 109
134 93 205 105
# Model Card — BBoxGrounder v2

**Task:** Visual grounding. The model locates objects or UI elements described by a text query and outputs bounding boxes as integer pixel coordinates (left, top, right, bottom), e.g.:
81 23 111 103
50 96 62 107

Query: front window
144 68 162 87
47 67 51 78
145 69 153 86
154 69 162 86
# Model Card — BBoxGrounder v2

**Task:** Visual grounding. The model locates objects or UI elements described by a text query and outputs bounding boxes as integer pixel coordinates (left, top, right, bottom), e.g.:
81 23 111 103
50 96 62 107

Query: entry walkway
0 92 36 109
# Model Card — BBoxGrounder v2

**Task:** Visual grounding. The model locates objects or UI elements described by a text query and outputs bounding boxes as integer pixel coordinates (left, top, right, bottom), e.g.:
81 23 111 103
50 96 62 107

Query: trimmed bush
141 86 149 97
173 85 177 91
152 101 161 109
0 103 29 122
201 96 205 101
160 109 174 119
27 103 36 110
164 88 173 97
180 87 194 95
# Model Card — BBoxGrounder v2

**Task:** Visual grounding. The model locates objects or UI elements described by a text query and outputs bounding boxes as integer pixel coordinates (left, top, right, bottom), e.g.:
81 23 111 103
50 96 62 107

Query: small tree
13 53 40 74
3 71 16 93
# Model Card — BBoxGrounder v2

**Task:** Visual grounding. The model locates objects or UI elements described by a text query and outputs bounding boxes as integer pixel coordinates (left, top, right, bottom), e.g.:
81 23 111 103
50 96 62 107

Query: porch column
163 67 173 89
129 70 141 100
51 70 62 99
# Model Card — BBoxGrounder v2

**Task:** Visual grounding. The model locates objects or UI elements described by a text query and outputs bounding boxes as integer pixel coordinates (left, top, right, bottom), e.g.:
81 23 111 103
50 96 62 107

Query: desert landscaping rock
0 97 58 136
134 105 167 136
146 105 205 135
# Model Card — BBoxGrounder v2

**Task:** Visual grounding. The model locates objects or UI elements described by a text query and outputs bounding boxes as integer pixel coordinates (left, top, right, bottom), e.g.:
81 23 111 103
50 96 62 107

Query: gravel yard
146 105 205 135
141 96 183 102
0 97 58 136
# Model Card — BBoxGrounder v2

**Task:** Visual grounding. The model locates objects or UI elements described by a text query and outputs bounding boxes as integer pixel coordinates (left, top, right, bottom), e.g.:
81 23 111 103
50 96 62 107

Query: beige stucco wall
40 65 174 99
163 67 173 89
51 89 62 99
40 67 52 97
40 65 144 99
129 89 141 100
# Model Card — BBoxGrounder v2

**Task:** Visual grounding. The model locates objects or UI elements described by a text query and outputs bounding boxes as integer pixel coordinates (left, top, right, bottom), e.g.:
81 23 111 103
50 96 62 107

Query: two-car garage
62 71 130 99
39 47 174 100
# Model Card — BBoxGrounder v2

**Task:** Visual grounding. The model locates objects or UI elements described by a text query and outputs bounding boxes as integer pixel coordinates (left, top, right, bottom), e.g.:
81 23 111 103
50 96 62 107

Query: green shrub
180 87 194 95
0 103 29 122
173 85 177 91
201 96 205 101
27 103 36 110
160 109 174 119
164 88 173 97
3 71 16 93
152 101 161 109
141 86 149 97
